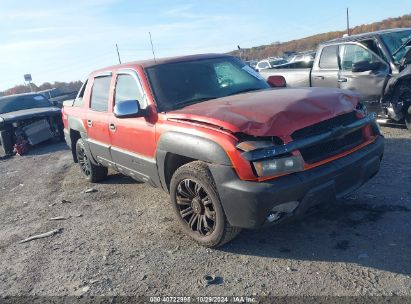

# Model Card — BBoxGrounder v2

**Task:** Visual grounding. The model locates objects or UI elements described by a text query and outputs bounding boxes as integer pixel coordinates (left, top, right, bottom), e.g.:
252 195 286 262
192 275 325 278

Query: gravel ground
0 126 410 298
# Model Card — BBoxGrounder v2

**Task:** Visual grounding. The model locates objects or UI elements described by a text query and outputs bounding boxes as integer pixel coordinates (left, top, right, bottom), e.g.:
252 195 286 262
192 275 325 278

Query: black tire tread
89 162 108 183
172 161 241 247
75 139 108 183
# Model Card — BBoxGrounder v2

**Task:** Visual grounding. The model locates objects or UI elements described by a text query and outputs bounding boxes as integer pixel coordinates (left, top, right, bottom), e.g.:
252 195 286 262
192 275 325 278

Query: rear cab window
90 76 111 112
318 45 339 69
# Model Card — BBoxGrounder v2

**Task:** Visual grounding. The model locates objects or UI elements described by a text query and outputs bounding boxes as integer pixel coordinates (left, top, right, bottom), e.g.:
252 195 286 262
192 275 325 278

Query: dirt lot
0 126 410 298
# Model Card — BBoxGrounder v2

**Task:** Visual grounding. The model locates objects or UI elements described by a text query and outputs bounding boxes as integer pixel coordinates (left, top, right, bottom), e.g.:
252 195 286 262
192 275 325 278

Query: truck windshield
0 94 52 114
380 30 411 64
145 57 269 111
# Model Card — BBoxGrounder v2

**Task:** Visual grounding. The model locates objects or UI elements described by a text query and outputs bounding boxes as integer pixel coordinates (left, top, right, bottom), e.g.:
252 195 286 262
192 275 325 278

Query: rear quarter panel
260 68 311 87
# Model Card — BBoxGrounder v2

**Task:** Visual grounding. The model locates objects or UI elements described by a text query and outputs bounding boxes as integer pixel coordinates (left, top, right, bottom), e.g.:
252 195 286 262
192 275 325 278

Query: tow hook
267 212 285 223
266 201 300 223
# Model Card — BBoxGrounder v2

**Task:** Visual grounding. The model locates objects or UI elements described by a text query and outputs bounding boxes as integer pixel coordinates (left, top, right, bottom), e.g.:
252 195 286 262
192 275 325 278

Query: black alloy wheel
75 138 108 182
176 178 216 236
77 143 91 177
170 161 241 247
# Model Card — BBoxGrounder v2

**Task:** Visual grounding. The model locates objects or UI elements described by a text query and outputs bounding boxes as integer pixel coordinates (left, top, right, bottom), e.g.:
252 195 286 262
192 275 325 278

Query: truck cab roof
92 53 231 74
322 28 411 46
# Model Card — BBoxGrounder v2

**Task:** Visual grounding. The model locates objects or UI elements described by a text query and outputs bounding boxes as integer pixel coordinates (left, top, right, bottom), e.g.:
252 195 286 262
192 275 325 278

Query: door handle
338 78 348 83
109 123 116 131
314 76 325 80
87 119 93 127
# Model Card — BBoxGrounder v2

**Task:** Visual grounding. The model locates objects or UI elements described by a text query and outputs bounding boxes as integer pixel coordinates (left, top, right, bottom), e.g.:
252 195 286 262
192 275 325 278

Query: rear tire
75 138 108 182
170 161 241 248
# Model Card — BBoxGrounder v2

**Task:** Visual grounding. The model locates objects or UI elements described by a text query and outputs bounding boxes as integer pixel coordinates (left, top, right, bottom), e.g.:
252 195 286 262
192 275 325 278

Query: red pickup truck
62 54 384 247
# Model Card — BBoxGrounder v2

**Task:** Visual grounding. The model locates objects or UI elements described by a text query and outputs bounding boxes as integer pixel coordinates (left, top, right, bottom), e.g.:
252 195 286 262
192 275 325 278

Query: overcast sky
1 0 411 91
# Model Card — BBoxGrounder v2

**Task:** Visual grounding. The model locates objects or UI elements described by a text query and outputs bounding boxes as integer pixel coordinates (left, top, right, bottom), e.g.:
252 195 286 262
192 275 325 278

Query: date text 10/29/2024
149 296 257 303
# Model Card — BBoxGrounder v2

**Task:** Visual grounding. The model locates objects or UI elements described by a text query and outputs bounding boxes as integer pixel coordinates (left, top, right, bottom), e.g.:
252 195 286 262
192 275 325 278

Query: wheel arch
156 132 232 192
69 129 81 162
67 117 95 164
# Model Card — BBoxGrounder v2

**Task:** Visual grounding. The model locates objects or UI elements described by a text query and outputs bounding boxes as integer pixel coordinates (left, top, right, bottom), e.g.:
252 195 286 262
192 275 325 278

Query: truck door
311 45 339 88
86 74 114 166
337 43 389 114
108 69 156 182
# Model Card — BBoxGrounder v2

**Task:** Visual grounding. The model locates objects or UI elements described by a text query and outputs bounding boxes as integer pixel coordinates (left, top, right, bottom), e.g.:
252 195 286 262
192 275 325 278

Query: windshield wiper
393 36 411 56
226 87 263 97
172 96 219 109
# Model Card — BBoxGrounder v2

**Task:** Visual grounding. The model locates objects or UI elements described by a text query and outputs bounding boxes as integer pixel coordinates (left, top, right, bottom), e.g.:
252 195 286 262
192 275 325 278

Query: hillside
232 13 411 60
1 81 82 97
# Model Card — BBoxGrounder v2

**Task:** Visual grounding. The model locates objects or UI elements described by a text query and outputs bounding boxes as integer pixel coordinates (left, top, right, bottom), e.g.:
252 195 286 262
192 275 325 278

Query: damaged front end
0 93 63 156
236 112 380 179
0 115 62 156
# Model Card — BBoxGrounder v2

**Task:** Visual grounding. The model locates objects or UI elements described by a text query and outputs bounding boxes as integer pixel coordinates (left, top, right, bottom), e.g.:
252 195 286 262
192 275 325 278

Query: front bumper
209 136 384 229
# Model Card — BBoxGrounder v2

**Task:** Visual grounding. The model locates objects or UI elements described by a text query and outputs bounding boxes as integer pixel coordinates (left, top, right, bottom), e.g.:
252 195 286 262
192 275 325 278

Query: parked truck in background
62 54 384 247
260 28 411 130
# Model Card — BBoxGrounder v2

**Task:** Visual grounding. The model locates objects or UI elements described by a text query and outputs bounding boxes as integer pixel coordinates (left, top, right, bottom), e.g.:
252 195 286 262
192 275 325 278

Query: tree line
2 81 83 97
231 13 411 60
2 13 411 97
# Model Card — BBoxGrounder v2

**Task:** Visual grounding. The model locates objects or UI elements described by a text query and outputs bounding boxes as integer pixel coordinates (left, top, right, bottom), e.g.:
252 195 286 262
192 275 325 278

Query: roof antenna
116 43 122 64
149 32 157 63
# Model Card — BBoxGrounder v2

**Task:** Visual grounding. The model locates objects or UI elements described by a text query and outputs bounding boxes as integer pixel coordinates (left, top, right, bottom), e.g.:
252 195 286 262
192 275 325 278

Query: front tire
75 138 108 182
170 161 241 248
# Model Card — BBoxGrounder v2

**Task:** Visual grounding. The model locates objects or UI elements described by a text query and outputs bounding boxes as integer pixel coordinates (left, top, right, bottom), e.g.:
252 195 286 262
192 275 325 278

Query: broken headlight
253 155 304 177
236 137 304 177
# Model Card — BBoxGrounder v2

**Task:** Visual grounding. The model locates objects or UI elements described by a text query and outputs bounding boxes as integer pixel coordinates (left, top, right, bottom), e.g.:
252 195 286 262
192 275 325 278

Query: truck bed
260 68 311 88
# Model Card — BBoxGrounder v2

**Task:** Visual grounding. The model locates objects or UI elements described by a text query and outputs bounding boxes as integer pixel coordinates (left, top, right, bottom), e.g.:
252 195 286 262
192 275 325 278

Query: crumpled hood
166 88 359 137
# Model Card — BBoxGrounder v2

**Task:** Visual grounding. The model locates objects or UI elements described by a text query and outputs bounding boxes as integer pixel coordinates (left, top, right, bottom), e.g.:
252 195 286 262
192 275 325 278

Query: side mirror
267 75 286 88
114 100 146 118
352 61 382 72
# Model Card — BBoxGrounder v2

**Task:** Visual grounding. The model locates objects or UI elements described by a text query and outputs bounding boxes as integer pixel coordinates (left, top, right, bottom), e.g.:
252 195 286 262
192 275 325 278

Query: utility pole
346 8 351 36
116 44 122 64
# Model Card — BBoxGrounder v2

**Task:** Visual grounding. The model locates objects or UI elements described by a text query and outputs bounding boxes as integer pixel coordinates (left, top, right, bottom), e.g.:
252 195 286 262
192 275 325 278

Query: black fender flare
156 131 232 191
67 117 99 165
